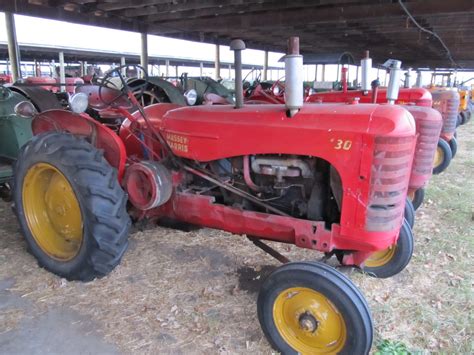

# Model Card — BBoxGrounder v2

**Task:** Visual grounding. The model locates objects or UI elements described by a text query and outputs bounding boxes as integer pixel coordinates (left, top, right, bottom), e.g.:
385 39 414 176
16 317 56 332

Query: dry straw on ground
0 123 472 354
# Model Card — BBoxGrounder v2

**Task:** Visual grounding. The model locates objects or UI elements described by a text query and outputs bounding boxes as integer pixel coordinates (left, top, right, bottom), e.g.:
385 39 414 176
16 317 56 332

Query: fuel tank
158 103 415 163
307 87 433 107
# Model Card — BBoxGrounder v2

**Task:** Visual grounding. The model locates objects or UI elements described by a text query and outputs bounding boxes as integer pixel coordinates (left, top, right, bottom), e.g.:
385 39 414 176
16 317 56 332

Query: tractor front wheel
432 138 452 175
404 198 415 229
408 188 425 210
258 261 373 354
448 137 458 159
363 219 414 278
14 132 131 281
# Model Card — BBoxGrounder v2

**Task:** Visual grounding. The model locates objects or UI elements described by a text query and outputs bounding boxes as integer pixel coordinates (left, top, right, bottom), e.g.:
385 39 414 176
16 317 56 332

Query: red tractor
307 59 443 211
12 39 417 353
429 88 460 166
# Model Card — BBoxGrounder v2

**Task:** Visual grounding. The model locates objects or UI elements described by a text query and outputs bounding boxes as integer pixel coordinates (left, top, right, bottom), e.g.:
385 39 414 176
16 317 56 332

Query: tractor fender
128 77 187 106
10 85 62 112
32 109 127 181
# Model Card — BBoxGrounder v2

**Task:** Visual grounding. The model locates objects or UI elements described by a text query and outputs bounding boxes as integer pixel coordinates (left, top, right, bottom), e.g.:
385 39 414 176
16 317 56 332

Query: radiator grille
366 136 415 231
432 91 459 135
412 119 443 175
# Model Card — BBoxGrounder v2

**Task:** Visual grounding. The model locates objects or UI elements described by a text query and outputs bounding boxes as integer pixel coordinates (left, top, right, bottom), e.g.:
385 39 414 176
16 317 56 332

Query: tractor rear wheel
432 138 452 175
258 261 373 354
409 188 425 210
404 198 415 229
448 137 458 159
13 132 131 281
363 219 413 278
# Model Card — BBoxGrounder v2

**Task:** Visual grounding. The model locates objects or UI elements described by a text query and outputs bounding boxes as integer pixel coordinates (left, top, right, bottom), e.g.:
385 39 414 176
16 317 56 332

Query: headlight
14 101 37 118
69 92 89 113
184 89 197 106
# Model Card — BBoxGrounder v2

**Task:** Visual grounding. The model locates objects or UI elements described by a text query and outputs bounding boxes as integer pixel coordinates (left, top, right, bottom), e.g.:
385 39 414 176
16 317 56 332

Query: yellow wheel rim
433 146 444 168
365 245 397 268
22 163 83 261
273 287 346 354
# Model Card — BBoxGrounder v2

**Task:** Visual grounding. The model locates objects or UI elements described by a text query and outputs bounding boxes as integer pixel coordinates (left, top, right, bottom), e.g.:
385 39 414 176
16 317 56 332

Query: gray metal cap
230 39 246 51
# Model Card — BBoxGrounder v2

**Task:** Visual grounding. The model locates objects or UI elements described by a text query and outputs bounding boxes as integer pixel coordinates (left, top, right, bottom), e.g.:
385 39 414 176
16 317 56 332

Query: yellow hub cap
433 146 444 168
365 245 397 268
273 287 346 354
22 163 83 261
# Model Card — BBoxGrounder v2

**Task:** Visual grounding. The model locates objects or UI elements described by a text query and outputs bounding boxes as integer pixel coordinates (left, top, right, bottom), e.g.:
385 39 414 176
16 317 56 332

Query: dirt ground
0 122 472 354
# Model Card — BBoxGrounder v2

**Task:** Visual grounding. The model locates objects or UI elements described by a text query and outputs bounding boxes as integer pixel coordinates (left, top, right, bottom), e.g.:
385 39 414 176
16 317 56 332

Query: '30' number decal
334 139 352 150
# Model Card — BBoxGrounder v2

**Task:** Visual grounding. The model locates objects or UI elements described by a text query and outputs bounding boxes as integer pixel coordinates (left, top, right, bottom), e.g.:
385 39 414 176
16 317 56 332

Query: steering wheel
243 69 262 96
270 78 285 97
243 68 262 84
98 64 149 107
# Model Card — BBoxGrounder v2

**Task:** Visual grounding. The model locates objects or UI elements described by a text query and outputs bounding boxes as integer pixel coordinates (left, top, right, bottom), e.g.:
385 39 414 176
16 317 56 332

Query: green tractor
0 85 61 200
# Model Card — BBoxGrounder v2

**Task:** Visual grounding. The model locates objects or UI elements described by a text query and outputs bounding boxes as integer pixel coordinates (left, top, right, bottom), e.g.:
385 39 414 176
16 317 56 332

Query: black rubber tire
13 132 131 281
432 138 452 175
456 113 462 127
411 188 425 211
258 261 373 355
448 137 458 159
363 219 414 278
404 198 415 229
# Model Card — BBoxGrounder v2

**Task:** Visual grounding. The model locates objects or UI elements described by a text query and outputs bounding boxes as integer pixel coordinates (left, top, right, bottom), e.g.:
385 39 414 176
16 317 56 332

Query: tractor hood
159 103 415 162
0 87 26 117
308 88 433 107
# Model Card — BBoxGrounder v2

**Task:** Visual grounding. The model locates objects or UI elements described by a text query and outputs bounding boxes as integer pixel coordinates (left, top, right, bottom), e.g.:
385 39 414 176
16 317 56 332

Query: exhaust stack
361 50 372 92
230 39 246 109
404 68 412 88
283 37 303 117
415 70 422 88
386 59 402 104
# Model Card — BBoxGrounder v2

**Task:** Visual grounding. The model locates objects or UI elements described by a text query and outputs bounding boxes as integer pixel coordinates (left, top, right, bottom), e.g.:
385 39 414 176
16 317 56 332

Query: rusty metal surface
130 77 186 106
9 86 62 112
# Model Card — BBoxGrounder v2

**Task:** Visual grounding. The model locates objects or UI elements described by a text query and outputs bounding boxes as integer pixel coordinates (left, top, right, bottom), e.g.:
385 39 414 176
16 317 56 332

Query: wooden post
59 51 65 92
263 50 268 81
5 12 21 81
120 56 126 76
140 33 148 77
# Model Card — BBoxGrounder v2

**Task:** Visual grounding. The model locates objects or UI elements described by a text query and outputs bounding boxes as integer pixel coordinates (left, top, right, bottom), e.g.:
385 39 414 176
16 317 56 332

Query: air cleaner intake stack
404 68 412 88
283 37 303 117
361 50 372 92
386 59 402 104
230 39 246 109
415 70 422 88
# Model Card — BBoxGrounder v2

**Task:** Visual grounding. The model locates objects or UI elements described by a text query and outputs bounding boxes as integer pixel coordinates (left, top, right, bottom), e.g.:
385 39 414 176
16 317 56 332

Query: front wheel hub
273 287 347 353
298 311 318 333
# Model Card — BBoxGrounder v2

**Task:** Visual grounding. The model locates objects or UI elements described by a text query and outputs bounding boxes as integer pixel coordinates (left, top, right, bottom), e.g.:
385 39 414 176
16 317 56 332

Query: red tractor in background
12 38 418 354
307 56 443 210
0 74 13 84
21 76 85 95
429 88 460 163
